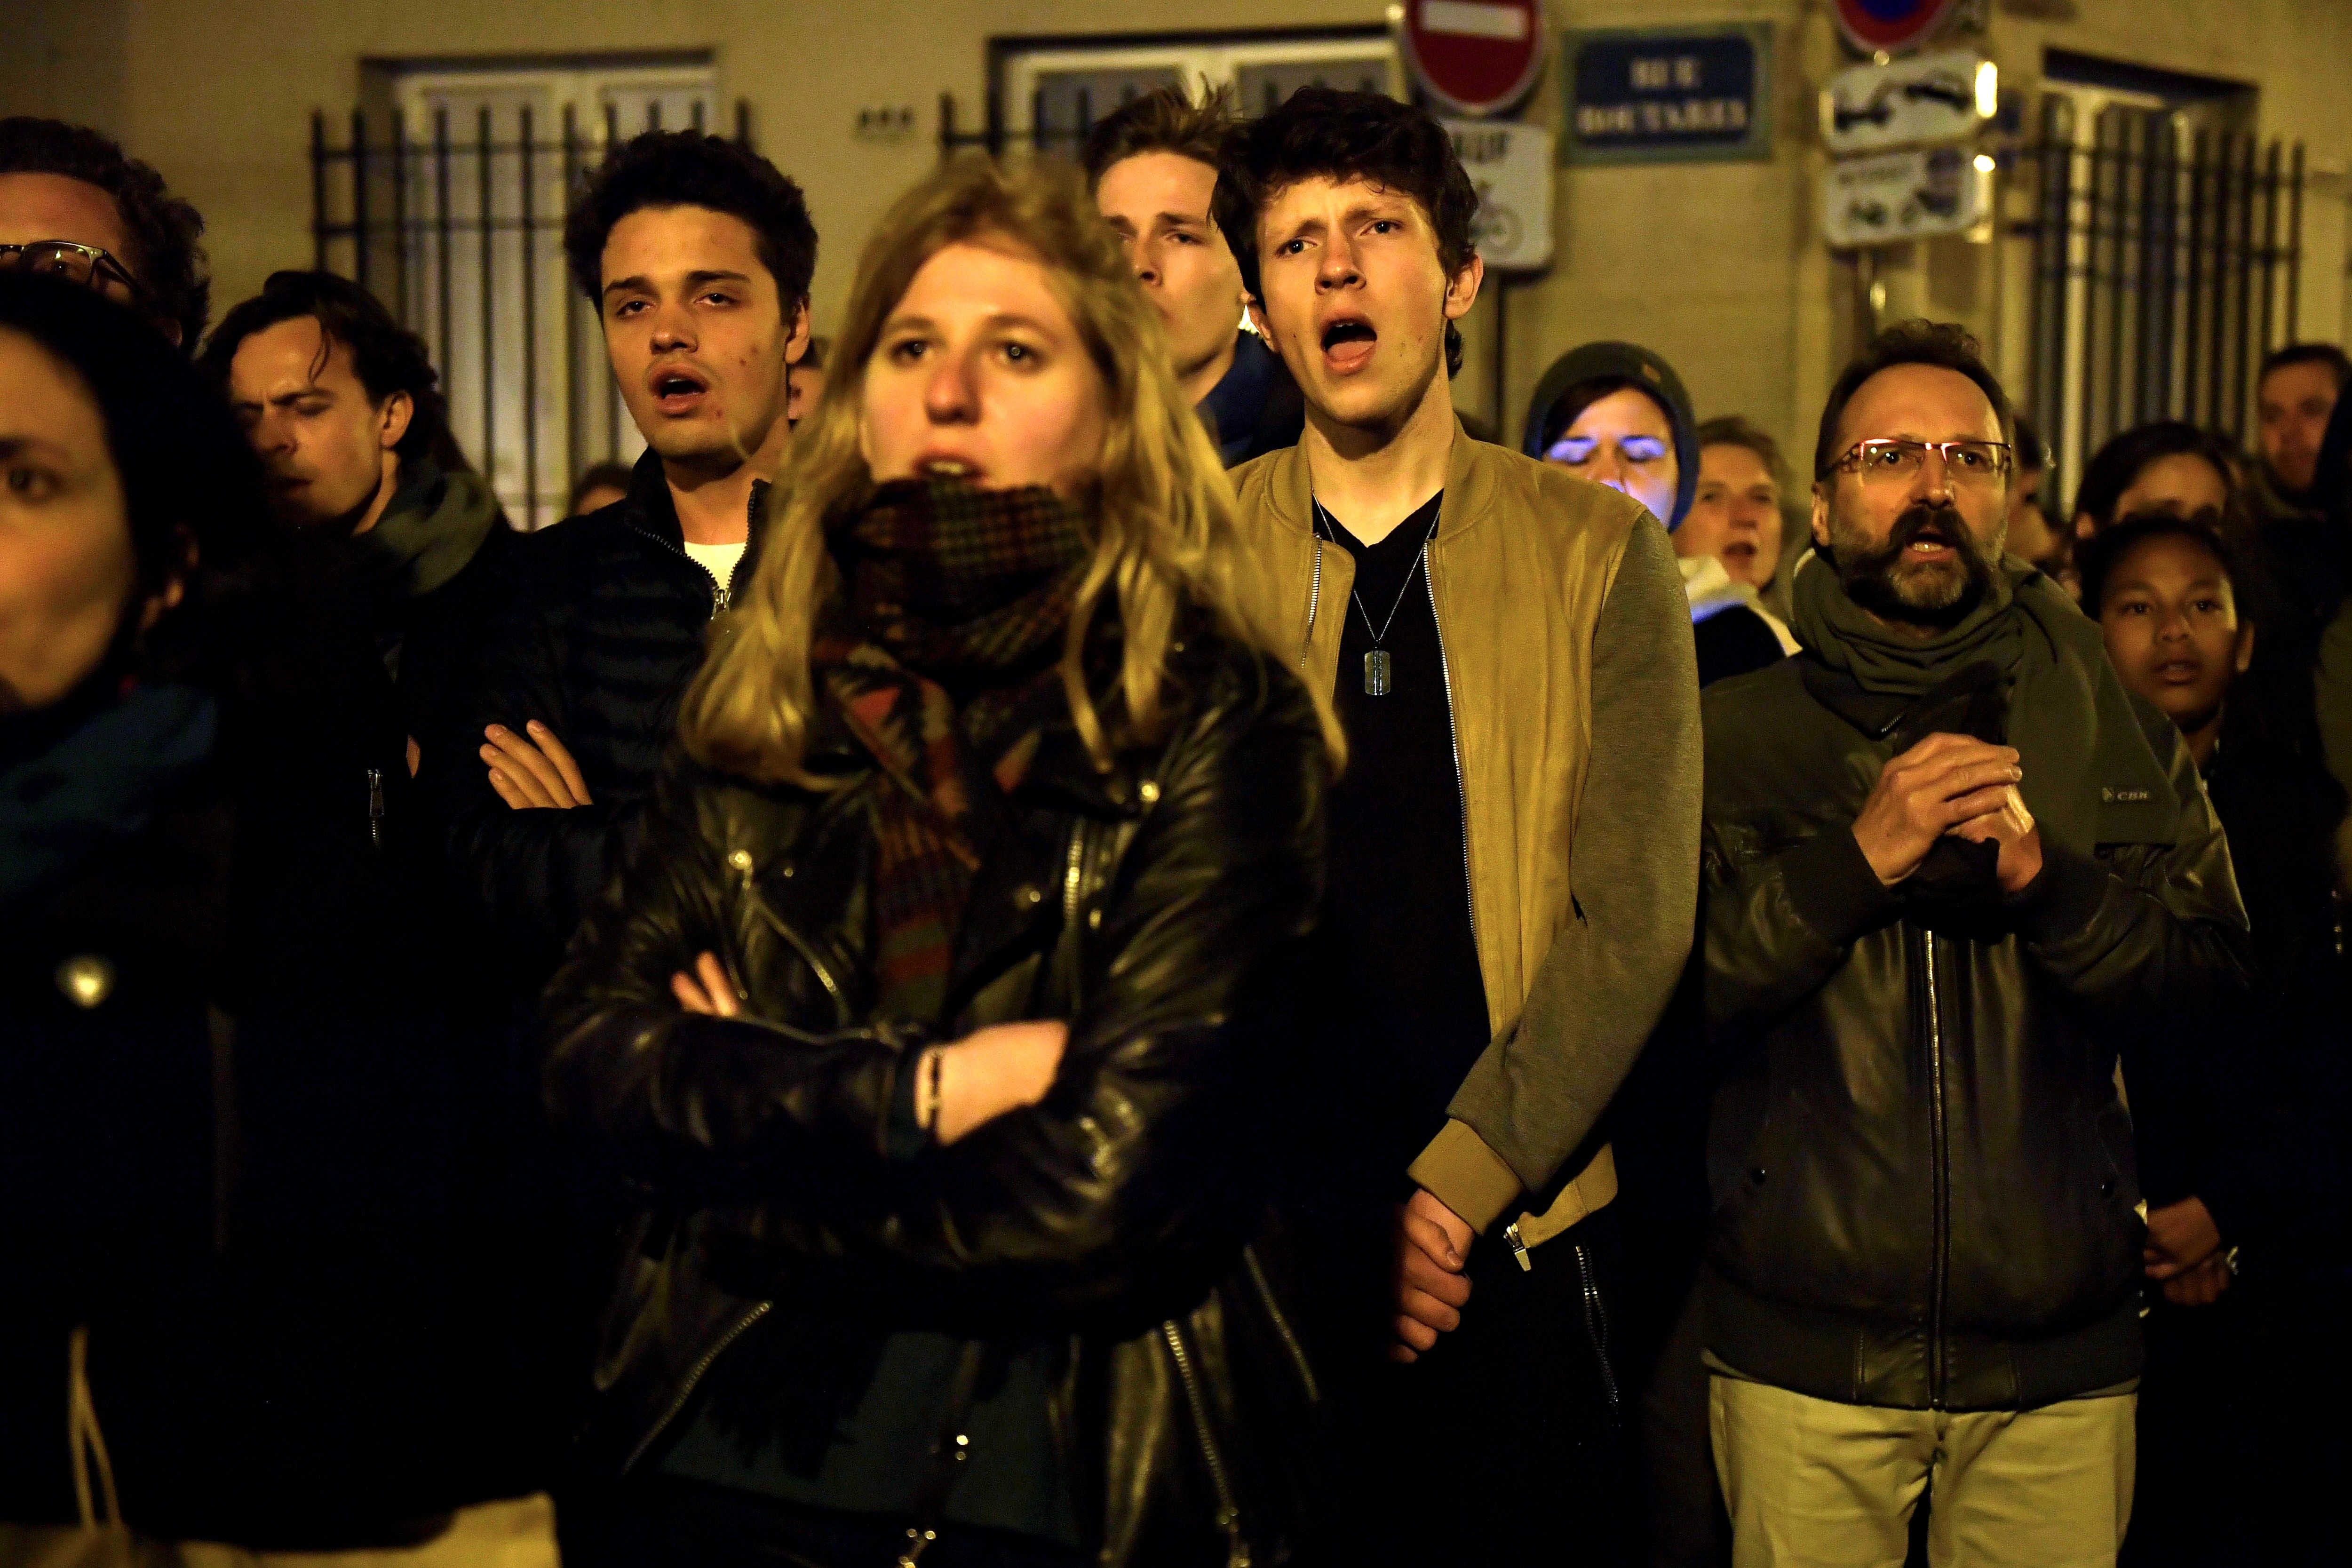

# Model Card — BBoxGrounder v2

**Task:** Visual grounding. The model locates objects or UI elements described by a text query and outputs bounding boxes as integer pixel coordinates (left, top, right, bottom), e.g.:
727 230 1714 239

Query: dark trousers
2122 1273 2350 1568
1305 1203 1636 1567
557 1476 1084 1568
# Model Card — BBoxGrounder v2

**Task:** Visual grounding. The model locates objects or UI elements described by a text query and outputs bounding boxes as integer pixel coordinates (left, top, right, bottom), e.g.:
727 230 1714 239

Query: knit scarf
815 477 1091 1023
1792 553 2179 854
0 681 218 911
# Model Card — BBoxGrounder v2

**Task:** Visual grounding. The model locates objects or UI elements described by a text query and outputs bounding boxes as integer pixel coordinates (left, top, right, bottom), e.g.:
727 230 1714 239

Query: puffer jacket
541 623 1329 1565
424 450 765 984
1696 656 2250 1412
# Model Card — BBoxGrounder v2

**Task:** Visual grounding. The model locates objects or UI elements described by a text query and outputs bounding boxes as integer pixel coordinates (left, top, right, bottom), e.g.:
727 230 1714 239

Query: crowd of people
0 78 2345 1568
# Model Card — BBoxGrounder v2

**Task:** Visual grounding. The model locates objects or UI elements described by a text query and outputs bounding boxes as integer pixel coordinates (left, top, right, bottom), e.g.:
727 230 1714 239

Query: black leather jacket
1696 657 2250 1412
542 628 1329 1564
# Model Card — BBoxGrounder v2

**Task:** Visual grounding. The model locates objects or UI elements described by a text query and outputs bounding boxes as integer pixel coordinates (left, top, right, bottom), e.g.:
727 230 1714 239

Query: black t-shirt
1310 493 1494 1200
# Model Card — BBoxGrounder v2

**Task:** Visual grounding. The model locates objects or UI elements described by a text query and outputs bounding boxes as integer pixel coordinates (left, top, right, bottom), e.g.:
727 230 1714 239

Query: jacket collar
1261 415 1499 546
619 447 771 555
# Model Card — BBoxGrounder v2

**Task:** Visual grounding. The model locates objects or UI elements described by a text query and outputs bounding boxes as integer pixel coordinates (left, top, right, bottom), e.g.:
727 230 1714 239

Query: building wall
6 0 2348 478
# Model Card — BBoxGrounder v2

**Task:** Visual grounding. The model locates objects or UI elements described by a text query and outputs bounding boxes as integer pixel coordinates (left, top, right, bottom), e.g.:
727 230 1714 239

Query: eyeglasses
0 239 147 303
1828 438 2012 486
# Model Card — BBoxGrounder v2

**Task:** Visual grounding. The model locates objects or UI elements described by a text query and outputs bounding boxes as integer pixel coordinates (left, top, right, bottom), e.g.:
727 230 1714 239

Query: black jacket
1696 657 2250 1411
540 627 1329 1564
424 451 766 983
1 576 532 1540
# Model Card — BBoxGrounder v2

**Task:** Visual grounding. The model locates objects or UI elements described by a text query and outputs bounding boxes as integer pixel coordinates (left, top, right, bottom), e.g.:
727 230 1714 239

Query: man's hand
1951 783 2044 894
2145 1195 2228 1306
483 720 592 810
1851 732 2024 885
1390 1187 1475 1364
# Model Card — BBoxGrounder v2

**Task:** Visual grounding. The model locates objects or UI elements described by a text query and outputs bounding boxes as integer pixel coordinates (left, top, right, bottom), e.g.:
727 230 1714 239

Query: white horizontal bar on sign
1420 1 1529 42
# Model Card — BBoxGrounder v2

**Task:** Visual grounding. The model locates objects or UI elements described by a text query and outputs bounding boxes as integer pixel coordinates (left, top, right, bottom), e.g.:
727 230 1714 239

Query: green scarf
358 461 502 599
1792 554 2180 853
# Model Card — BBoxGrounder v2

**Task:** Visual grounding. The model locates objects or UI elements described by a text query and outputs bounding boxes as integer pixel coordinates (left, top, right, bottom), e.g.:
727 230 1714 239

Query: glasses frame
1825 438 2015 485
0 239 149 304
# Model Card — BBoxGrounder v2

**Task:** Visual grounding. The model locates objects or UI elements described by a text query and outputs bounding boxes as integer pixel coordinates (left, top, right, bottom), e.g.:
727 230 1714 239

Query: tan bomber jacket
1231 422 1703 1242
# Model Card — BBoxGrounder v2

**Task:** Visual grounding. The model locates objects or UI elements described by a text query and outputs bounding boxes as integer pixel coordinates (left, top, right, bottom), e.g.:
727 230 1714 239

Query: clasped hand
1852 731 2042 893
1390 1187 1475 1363
669 952 1066 1145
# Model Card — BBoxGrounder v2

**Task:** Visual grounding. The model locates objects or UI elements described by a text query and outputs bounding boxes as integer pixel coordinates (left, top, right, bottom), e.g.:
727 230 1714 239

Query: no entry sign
1832 0 1962 57
1400 0 1546 118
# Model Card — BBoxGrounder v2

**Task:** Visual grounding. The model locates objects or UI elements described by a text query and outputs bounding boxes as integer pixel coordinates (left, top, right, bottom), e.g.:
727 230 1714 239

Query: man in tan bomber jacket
1214 90 1702 1562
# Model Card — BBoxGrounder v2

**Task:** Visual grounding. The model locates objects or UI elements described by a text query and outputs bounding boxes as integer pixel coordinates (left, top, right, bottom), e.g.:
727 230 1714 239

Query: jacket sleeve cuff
2008 840 2110 944
1407 1119 1525 1235
1786 828 1902 948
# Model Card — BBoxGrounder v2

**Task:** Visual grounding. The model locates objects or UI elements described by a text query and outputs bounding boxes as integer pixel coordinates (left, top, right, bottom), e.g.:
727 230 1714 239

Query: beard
1827 500 2004 628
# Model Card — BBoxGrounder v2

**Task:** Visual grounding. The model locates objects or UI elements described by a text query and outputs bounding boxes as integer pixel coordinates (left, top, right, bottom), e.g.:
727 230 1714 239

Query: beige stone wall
5 0 2347 477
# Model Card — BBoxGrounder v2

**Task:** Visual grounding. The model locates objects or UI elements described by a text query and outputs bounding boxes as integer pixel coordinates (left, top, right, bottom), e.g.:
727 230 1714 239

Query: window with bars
315 56 739 528
943 30 1401 158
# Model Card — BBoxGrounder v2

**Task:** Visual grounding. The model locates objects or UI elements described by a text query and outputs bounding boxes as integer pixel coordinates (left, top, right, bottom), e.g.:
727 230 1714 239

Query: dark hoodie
1524 342 1784 686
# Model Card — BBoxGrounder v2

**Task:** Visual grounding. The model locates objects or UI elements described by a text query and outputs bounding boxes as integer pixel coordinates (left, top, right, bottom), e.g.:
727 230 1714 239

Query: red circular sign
1399 0 1546 118
1833 0 1962 55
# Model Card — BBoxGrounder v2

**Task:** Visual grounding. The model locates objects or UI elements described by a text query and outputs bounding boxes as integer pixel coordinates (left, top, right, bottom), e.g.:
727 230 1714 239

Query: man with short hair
204 270 508 744
0 116 208 349
1085 85 1301 466
1698 321 2249 1568
2254 342 2348 514
423 129 813 980
1218 87 1700 1561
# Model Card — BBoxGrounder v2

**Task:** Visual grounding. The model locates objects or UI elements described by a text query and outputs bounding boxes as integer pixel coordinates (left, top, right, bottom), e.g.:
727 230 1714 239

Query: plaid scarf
815 477 1090 1023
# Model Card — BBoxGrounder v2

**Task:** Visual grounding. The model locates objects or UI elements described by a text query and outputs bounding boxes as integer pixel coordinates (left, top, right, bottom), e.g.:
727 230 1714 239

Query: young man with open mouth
423 129 814 988
1216 88 1701 1563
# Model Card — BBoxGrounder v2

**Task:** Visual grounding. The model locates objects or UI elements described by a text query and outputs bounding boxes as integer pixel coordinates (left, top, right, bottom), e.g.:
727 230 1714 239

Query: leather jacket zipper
1161 1321 1251 1568
1242 1246 1319 1404
1921 927 1949 1409
1422 547 1478 946
1572 1241 1621 1413
623 1299 773 1473
742 881 850 1027
366 767 384 850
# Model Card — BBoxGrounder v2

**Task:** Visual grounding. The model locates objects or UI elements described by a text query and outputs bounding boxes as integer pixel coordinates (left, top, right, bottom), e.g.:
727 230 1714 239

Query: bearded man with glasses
0 118 208 350
1690 321 2251 1568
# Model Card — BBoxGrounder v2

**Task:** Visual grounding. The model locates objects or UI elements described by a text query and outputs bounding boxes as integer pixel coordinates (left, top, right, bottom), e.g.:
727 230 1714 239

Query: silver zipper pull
1504 1220 1533 1272
366 767 384 850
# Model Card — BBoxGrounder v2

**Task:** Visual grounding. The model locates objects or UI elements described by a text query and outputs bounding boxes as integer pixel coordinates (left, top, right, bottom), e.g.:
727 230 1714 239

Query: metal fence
309 100 754 529
2019 96 2303 503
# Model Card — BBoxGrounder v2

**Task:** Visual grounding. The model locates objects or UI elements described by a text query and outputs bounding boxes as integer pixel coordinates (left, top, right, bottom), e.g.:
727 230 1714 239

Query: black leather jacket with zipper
541 624 1329 1565
1697 656 2251 1412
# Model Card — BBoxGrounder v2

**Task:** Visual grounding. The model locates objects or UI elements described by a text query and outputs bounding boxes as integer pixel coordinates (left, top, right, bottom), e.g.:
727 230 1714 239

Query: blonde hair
680 154 1336 782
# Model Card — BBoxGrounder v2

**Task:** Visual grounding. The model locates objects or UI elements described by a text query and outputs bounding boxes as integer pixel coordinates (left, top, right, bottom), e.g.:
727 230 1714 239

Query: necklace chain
1313 499 1443 649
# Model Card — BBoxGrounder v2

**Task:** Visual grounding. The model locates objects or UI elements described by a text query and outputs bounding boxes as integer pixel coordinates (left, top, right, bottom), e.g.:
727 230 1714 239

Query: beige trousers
1709 1375 2135 1568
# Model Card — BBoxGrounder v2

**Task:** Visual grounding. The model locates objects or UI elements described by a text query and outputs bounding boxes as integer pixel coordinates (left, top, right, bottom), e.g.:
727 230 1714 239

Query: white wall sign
1823 145 1991 248
1442 117 1555 271
1821 48 1994 155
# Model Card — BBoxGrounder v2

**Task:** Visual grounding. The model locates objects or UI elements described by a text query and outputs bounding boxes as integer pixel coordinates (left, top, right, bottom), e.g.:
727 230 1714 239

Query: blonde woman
542 156 1334 1568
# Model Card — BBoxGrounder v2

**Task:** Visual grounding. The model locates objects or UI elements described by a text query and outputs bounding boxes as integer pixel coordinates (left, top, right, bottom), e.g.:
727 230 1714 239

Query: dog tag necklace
1314 500 1443 697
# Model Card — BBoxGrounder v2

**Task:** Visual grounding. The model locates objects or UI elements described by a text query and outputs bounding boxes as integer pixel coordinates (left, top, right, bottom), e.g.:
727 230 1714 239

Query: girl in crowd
0 273 555 1558
541 156 1335 1568
0 271 268 1541
1523 341 1792 686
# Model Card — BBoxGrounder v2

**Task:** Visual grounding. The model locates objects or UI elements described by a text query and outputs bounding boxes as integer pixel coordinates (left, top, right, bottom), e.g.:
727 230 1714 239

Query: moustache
1887 501 1971 556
